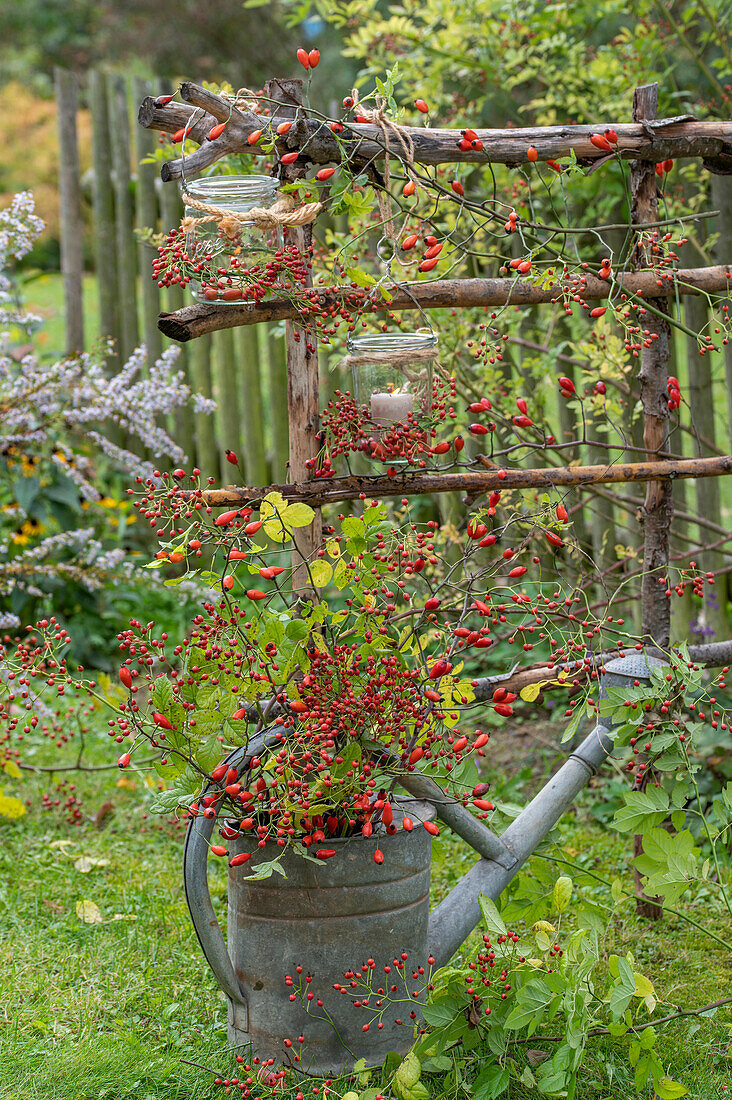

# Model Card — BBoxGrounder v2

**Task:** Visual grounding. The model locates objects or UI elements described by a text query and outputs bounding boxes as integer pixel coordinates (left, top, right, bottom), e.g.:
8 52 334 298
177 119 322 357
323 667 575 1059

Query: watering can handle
182 741 269 1024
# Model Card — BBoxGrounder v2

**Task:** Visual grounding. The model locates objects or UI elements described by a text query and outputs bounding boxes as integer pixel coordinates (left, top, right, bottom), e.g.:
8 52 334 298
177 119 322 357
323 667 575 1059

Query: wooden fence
54 67 290 485
137 77 732 653
54 68 732 645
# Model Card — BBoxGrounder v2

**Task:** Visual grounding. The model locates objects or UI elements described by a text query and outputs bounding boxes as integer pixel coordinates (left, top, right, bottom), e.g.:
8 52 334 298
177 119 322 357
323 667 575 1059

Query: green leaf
363 504 385 525
196 736 223 774
612 786 669 834
164 570 194 587
473 1064 510 1099
283 502 315 528
151 675 174 713
553 875 573 914
12 475 40 515
653 1077 687 1099
393 1052 428 1100
285 619 310 640
479 895 507 938
608 955 637 1018
154 754 185 781
193 709 223 736
241 856 287 881
421 1000 460 1027
345 266 376 288
504 979 553 1030
634 828 699 905
341 516 365 539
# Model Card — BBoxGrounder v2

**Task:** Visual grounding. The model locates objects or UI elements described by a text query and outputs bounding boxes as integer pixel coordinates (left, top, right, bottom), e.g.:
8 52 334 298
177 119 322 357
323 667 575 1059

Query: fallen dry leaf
75 899 103 924
74 856 109 873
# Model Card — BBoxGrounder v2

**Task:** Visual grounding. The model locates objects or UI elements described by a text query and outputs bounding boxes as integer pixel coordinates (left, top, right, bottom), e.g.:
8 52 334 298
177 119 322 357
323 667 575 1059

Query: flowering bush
0 461 635 866
0 192 215 633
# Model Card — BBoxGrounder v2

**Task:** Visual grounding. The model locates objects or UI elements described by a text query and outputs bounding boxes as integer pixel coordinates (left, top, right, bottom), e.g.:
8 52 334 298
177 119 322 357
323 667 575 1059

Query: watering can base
228 1013 419 1077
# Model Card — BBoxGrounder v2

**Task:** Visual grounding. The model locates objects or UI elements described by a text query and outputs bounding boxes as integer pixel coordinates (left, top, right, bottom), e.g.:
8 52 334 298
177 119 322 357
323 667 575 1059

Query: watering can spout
425 652 665 967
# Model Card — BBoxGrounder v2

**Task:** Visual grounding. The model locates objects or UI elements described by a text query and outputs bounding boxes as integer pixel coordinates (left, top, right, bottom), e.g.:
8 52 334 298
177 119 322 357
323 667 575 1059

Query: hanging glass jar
348 329 437 424
346 329 438 464
182 175 283 304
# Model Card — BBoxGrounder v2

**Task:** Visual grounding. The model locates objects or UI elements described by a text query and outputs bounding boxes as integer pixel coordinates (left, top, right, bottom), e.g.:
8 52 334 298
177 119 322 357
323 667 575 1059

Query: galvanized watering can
183 655 656 1074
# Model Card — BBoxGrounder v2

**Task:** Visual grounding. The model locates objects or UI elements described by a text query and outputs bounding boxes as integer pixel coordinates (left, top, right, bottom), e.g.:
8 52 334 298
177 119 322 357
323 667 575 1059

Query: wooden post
265 78 322 591
88 69 120 366
132 76 162 366
631 82 668 921
107 73 139 364
55 68 85 354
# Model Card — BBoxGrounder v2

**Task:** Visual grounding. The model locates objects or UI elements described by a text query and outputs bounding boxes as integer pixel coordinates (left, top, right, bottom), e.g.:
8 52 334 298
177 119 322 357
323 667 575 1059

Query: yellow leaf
116 776 137 790
520 682 543 702
75 899 103 924
2 760 22 779
532 920 556 935
634 972 654 998
0 790 25 819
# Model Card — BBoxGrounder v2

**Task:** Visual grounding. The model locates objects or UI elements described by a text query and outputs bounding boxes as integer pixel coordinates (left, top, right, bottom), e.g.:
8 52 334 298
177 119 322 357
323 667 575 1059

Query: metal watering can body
182 654 661 1074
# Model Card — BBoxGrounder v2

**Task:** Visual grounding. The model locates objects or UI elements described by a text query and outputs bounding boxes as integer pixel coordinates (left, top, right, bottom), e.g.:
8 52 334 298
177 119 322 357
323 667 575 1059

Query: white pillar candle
369 390 414 424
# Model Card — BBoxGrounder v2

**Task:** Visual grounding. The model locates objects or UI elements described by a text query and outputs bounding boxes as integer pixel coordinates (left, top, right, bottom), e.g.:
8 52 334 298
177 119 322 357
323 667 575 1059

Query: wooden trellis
138 78 732 655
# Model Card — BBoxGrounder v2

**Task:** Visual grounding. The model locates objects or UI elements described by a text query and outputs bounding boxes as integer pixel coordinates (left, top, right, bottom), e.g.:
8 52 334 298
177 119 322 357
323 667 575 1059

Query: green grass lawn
20 270 100 361
1 735 730 1100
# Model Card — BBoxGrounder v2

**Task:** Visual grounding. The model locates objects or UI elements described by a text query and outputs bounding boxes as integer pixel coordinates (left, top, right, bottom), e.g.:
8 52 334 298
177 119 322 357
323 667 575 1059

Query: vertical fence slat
55 68 85 354
159 182 196 466
685 293 728 638
191 334 218 477
238 326 269 486
107 73 139 364
214 329 242 483
132 76 162 366
89 69 120 364
711 174 732 454
267 327 289 481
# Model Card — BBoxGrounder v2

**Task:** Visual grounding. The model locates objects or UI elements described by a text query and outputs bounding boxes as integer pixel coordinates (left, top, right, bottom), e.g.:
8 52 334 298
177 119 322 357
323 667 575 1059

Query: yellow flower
11 518 44 545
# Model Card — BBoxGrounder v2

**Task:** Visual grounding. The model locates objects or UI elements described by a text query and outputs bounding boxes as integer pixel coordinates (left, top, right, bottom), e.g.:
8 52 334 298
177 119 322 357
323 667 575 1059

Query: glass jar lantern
182 175 283 304
347 330 437 428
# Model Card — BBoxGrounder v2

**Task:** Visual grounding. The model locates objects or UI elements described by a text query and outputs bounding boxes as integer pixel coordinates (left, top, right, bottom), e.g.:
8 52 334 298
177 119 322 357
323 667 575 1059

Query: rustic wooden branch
156 265 732 342
138 84 732 178
194 454 732 508
472 638 732 701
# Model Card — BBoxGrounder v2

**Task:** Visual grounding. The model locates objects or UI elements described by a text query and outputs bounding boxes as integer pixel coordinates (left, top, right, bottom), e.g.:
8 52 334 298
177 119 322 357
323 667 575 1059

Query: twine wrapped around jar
180 189 323 240
339 343 438 385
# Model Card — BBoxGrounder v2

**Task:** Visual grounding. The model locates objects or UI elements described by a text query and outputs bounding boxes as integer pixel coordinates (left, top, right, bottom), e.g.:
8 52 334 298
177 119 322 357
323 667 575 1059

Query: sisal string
351 89 415 241
180 191 322 239
337 345 441 385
